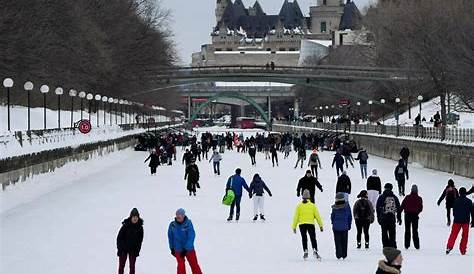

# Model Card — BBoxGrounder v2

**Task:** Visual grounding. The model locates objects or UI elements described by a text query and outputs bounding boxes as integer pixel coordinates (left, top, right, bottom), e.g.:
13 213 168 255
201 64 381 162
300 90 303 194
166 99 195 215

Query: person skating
400 184 423 250
248 142 257 166
307 149 322 178
336 170 351 202
353 190 375 249
445 187 474 255
400 146 410 167
342 143 354 168
332 150 345 176
116 208 144 274
144 150 159 175
367 169 382 208
331 193 352 260
168 208 203 274
376 183 402 248
208 149 222 176
437 179 459 226
182 149 194 167
375 247 403 274
297 170 323 203
226 168 250 221
355 148 369 179
184 161 200 196
394 159 409 196
292 189 324 260
283 141 291 159
249 173 272 221
270 144 279 167
294 146 306 169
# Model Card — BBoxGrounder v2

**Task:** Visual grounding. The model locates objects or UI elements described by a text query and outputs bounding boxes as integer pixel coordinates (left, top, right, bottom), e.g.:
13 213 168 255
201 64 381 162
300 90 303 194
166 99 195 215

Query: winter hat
130 208 140 218
335 193 346 202
448 179 455 187
384 183 393 191
342 170 347 176
383 247 401 264
411 185 418 194
306 170 312 175
176 208 186 216
459 187 467 196
372 169 378 176
302 189 311 199
357 190 368 199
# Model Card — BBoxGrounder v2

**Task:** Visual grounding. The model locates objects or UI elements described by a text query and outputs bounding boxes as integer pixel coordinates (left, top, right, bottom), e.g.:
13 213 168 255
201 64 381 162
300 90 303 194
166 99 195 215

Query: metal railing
275 121 473 144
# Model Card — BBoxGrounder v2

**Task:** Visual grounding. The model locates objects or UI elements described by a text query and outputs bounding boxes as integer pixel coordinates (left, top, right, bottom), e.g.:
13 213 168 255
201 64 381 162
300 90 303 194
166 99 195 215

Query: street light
417 95 423 118
3 78 14 131
380 99 386 125
95 94 101 127
101 96 108 126
78 91 86 120
119 100 124 124
69 89 77 128
40 85 50 129
55 87 64 129
395 97 401 135
108 97 114 125
113 98 119 124
24 81 34 132
368 100 373 124
86 93 93 121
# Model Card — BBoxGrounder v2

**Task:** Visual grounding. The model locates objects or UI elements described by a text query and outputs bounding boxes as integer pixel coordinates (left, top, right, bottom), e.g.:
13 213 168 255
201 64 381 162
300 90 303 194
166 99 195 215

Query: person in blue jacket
331 193 353 259
168 208 203 274
226 168 250 221
332 150 345 176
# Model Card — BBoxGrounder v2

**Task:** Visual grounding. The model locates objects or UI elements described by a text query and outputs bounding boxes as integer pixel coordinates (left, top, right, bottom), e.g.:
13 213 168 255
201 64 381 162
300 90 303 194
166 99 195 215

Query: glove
297 192 300 197
171 249 175 256
320 227 324 232
293 229 297 234
437 201 441 206
398 219 402 226
181 249 187 257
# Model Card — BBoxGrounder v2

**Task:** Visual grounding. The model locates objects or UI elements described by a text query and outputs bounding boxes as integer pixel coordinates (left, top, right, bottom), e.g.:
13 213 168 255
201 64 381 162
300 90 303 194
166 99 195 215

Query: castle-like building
192 0 362 66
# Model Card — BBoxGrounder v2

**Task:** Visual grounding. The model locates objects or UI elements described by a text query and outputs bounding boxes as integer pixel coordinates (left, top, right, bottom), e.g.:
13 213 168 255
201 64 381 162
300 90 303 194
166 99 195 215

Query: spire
338 0 363 30
253 0 265 16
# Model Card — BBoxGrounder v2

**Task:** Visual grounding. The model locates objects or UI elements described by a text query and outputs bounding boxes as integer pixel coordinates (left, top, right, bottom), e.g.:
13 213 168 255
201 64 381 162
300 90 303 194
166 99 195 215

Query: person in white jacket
209 149 222 176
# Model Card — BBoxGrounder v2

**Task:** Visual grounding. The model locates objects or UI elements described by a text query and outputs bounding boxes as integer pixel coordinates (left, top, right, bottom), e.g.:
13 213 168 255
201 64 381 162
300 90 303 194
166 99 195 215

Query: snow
214 51 300 54
1 133 473 274
215 81 293 87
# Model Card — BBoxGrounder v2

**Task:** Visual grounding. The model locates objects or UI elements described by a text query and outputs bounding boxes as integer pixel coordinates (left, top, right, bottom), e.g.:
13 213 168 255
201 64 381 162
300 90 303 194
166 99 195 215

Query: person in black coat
376 183 402 248
367 169 382 208
144 150 159 175
437 179 459 226
332 150 345 176
297 170 323 203
335 171 351 201
185 162 200 196
399 147 409 167
394 159 409 196
117 208 144 274
376 247 403 274
353 190 375 249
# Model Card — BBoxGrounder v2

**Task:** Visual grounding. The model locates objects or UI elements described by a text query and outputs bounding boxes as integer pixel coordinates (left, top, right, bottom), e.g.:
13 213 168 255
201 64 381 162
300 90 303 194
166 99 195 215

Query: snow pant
396 178 406 196
295 157 305 168
299 224 318 252
360 164 368 179
335 165 344 176
253 195 265 215
272 154 278 166
344 155 354 168
333 230 349 259
175 250 203 274
381 222 397 248
310 165 318 178
447 223 470 254
118 254 136 274
355 219 370 244
212 161 220 175
404 213 420 249
367 190 379 209
250 155 256 165
150 166 157 175
229 195 242 217
168 156 173 165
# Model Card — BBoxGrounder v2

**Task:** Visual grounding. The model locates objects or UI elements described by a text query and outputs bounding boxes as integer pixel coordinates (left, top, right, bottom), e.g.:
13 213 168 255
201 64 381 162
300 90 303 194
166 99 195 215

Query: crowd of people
119 130 474 274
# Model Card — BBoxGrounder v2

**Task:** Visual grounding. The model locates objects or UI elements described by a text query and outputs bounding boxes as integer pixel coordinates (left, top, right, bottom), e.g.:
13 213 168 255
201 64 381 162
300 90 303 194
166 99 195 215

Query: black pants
404 213 420 249
250 155 256 165
299 224 318 252
213 162 220 175
229 195 242 217
272 154 278 166
310 165 318 178
333 230 348 259
150 166 157 175
336 165 344 176
396 178 405 196
355 219 370 244
446 207 453 224
381 222 397 248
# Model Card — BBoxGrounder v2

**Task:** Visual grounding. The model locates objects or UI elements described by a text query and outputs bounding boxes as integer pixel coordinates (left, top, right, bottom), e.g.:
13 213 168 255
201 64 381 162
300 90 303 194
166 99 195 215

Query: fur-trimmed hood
377 260 401 274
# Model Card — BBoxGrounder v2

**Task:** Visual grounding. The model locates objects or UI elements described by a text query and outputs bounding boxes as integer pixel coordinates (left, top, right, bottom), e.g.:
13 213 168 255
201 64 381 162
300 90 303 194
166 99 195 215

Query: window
289 48 297 51
321 22 327 33
323 0 327 5
266 48 272 51
215 48 222 51
226 48 233 51
279 48 286 51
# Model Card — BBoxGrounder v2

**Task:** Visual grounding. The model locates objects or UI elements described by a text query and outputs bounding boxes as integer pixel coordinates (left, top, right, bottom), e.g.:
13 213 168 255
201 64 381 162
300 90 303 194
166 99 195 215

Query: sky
158 0 374 65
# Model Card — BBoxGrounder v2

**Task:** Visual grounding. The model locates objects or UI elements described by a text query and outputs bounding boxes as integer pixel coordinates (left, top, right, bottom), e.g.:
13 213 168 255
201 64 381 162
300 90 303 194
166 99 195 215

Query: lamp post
113 99 119 124
69 89 77 128
108 98 114 125
55 87 64 129
24 81 34 132
78 92 86 120
3 78 14 131
395 97 401 136
417 95 423 118
368 100 373 124
95 94 101 127
86 93 93 121
101 96 108 126
119 100 124 125
380 99 386 125
40 85 50 129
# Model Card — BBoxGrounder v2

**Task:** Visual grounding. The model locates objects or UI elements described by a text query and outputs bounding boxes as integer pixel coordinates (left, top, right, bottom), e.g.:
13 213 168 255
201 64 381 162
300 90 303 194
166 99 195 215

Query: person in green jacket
292 189 324 260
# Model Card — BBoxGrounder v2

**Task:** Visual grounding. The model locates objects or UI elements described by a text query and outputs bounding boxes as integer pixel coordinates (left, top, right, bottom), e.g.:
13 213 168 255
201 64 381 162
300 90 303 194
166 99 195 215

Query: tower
216 0 231 24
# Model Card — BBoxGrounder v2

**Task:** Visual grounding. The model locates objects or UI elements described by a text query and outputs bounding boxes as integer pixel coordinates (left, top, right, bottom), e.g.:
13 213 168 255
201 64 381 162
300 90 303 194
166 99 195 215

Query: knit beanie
130 208 140 218
357 190 368 199
302 189 311 199
372 169 378 176
384 183 393 191
176 208 186 216
335 193 346 202
383 247 401 264
411 184 418 194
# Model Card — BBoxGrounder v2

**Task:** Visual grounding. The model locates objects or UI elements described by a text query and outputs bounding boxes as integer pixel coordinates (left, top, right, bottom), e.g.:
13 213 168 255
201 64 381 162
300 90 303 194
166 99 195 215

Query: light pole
368 100 373 124
86 93 93 121
113 99 119 124
417 95 423 118
395 97 401 136
108 97 114 125
101 96 108 126
55 87 64 129
40 85 50 130
78 91 86 120
24 81 34 132
95 94 101 127
380 99 386 125
69 89 77 128
119 100 124 124
3 78 14 131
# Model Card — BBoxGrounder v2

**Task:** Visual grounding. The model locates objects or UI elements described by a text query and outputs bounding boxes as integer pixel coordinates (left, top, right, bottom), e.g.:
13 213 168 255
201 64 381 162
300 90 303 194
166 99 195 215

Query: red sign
339 98 350 106
78 120 92 134
148 118 156 126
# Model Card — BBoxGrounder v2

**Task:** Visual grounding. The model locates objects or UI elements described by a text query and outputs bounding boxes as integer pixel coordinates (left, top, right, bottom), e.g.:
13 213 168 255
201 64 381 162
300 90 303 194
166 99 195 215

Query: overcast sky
158 0 374 65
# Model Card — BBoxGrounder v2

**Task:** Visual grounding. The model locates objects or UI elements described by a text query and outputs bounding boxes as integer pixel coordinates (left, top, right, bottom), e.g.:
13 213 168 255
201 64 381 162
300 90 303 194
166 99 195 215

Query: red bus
236 117 256 129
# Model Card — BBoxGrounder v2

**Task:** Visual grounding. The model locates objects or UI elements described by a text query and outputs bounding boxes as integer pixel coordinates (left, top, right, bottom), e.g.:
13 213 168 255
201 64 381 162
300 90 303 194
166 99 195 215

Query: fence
275 121 473 144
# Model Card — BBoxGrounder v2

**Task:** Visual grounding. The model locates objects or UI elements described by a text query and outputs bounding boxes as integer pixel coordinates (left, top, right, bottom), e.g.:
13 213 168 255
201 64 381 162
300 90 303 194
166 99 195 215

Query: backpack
222 177 235 206
310 153 318 162
359 152 368 162
383 196 397 215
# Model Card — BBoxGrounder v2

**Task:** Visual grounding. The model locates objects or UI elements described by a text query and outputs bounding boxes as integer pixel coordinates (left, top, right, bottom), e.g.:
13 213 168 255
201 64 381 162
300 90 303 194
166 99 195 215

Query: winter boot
227 215 233 222
357 242 361 249
313 249 321 260
446 248 452 255
365 242 369 249
260 214 266 221
253 215 258 221
236 213 240 221
303 250 309 260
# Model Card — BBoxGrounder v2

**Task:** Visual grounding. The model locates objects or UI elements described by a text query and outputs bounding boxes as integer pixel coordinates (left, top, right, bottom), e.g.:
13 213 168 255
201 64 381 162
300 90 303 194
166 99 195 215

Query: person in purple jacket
331 193 353 260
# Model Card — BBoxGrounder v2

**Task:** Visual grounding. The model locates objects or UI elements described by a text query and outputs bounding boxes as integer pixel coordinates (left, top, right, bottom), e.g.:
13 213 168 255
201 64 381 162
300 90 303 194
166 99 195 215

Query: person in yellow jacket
292 189 324 260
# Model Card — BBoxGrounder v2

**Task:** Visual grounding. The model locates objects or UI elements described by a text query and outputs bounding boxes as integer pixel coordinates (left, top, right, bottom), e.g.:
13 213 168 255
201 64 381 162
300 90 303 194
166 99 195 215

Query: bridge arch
189 92 270 126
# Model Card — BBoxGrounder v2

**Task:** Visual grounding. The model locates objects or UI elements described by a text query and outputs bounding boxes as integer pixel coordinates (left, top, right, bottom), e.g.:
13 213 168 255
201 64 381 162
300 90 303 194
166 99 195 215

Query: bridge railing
275 121 473 145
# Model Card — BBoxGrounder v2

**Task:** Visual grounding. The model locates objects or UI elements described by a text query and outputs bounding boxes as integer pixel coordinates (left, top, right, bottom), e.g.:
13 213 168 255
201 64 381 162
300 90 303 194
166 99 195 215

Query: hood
122 217 144 226
378 261 401 274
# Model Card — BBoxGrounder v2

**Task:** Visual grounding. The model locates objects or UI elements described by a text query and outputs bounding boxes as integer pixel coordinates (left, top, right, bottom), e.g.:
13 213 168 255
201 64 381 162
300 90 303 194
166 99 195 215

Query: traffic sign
78 120 92 134
339 98 350 106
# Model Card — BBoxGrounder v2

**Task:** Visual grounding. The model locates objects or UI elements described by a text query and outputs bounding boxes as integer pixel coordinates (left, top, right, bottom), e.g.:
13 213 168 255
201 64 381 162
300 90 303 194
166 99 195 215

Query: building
192 0 363 66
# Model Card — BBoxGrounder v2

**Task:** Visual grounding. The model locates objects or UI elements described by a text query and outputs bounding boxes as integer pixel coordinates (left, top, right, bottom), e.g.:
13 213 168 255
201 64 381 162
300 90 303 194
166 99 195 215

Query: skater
168 208 203 274
182 149 194 167
144 150 159 175
297 170 323 203
341 144 354 168
292 189 324 260
353 190 374 249
294 146 306 169
335 171 351 202
331 193 352 260
394 159 409 196
117 208 144 274
270 144 279 167
283 141 291 159
249 174 272 221
376 247 403 274
376 183 402 248
437 179 459 226
248 142 257 166
445 187 474 255
209 149 222 176
400 184 423 249
355 148 369 179
400 146 410 167
184 161 200 196
367 169 382 208
226 168 250 221
332 150 345 176
307 149 322 178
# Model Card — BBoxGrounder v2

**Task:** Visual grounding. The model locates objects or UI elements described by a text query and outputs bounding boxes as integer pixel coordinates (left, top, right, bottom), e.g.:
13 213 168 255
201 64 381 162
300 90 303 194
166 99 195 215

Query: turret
216 0 231 24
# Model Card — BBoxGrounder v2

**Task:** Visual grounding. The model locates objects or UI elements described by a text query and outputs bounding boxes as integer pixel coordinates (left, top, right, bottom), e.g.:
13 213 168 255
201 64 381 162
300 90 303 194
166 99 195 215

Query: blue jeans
360 164 368 178
213 161 220 175
230 195 242 217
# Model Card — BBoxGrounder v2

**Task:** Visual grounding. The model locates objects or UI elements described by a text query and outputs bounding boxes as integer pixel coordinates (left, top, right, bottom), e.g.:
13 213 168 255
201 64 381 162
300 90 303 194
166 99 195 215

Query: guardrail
275 121 474 144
